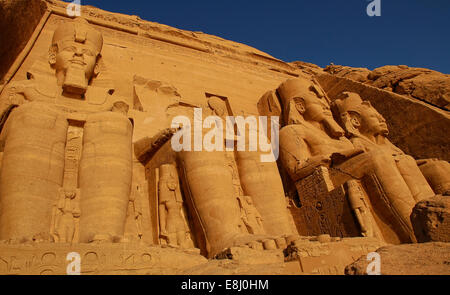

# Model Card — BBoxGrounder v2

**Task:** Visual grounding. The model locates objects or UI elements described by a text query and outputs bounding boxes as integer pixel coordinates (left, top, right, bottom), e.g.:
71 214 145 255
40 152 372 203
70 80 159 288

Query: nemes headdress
332 92 366 136
276 77 328 125
277 78 322 107
333 92 365 116
52 18 103 55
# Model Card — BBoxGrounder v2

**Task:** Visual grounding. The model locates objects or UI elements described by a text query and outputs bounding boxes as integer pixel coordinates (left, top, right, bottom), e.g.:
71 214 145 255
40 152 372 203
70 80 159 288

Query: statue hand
330 149 364 165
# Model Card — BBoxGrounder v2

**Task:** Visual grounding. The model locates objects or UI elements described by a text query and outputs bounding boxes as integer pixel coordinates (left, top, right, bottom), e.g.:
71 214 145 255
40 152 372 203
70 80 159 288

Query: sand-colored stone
324 64 450 110
0 0 46 83
269 77 442 243
0 0 448 275
284 237 385 275
324 64 371 83
345 242 450 275
317 73 450 162
411 196 450 243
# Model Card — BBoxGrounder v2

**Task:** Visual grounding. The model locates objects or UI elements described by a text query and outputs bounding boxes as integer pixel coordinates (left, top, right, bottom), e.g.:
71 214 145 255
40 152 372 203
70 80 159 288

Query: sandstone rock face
317 73 450 162
289 61 324 76
324 64 450 110
0 0 449 275
411 196 450 243
0 0 46 83
283 237 384 275
370 66 450 110
323 64 371 83
345 242 450 275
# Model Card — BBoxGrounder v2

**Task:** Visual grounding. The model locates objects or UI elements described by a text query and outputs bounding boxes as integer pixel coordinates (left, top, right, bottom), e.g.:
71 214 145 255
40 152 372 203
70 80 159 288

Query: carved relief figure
0 18 132 243
277 78 430 242
237 196 265 235
52 189 81 243
123 184 144 243
158 164 192 248
345 180 373 237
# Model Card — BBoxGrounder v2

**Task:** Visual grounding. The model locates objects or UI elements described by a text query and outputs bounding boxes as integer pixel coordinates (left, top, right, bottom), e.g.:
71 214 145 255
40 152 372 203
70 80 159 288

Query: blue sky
67 0 450 73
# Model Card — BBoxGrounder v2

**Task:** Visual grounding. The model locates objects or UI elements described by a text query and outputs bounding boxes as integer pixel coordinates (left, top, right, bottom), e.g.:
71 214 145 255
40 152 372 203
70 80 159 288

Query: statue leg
331 150 418 241
79 112 133 243
176 230 186 247
418 159 450 195
0 102 67 241
395 155 435 202
237 151 297 236
179 151 243 256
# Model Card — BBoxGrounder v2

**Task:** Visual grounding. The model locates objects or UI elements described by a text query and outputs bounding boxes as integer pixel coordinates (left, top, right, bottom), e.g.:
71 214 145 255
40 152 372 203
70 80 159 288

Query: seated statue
0 18 133 243
277 78 435 243
332 92 441 202
177 96 297 257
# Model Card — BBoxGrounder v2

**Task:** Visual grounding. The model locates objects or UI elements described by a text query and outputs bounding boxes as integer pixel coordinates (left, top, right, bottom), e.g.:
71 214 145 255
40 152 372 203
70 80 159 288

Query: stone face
317 73 450 162
0 0 449 275
411 196 450 243
345 242 450 275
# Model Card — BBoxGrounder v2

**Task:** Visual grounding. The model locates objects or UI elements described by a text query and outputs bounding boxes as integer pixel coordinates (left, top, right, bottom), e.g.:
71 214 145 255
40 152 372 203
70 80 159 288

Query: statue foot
228 233 293 251
90 234 114 244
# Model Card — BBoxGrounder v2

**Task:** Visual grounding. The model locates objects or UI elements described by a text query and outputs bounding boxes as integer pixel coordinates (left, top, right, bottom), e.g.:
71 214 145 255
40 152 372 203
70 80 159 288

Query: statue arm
134 127 179 162
280 128 331 181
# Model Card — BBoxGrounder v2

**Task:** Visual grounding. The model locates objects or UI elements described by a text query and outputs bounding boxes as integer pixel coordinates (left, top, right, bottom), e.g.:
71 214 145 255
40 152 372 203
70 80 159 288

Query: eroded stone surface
0 0 448 275
0 0 45 83
345 242 450 275
323 64 450 110
411 196 450 243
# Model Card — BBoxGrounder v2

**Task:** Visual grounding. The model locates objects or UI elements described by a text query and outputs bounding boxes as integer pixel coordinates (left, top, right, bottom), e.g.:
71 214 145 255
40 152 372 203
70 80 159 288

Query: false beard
62 65 88 95
322 117 345 139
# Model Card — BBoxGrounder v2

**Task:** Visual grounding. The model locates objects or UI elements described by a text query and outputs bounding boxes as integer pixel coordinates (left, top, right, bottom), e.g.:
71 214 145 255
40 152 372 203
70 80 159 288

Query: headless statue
177 96 296 257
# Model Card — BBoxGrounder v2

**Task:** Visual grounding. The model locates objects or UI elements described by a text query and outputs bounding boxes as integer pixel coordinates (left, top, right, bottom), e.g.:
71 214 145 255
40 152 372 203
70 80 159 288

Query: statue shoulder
1 80 34 103
2 79 58 107
280 124 306 139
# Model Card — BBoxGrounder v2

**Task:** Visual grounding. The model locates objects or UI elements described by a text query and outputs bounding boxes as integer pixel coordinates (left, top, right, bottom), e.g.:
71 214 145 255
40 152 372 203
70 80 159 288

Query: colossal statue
177 95 297 257
333 92 450 198
0 18 133 243
277 77 432 242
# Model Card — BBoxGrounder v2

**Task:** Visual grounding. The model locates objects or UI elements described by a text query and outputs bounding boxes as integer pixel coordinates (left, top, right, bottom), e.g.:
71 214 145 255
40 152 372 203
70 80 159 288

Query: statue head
49 18 103 95
277 78 345 138
207 96 226 117
333 92 389 138
111 101 129 116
